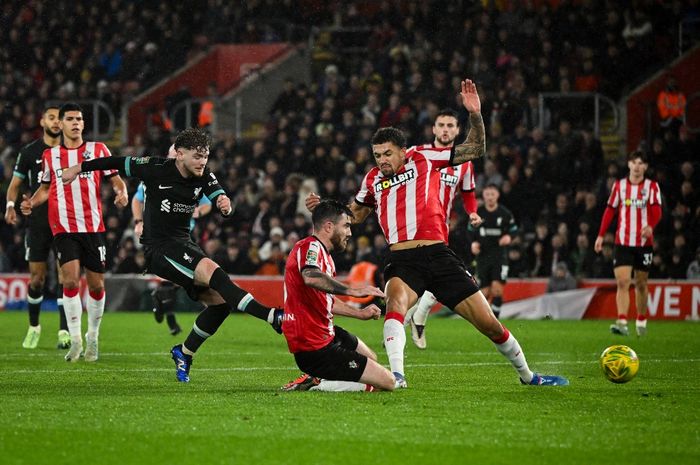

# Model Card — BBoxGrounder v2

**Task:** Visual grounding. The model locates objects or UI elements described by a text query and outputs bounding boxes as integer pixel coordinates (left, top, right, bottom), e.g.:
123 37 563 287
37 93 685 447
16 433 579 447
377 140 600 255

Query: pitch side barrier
0 274 698 320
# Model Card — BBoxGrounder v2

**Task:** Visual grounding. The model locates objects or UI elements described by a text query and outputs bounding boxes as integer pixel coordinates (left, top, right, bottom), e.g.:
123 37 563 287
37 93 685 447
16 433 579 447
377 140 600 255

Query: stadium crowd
1 0 699 283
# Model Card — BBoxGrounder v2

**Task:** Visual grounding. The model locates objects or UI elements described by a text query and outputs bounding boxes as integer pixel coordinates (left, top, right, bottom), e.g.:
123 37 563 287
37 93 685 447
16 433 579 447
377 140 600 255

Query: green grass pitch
1 311 698 465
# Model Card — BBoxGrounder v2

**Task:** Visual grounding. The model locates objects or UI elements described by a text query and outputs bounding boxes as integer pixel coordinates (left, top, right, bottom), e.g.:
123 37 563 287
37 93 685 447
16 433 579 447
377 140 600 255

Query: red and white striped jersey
41 141 117 235
283 236 338 353
355 145 453 244
606 177 662 247
438 161 475 224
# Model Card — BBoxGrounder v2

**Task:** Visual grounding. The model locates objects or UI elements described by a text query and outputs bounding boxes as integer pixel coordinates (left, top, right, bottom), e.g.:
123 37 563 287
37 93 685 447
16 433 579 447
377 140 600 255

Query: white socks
412 291 437 326
311 380 373 392
63 288 106 343
63 288 83 343
86 290 105 340
494 329 533 383
383 314 406 375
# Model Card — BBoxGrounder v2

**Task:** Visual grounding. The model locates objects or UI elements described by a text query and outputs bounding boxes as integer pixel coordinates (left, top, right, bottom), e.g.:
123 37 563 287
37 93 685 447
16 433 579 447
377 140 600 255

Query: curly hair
174 128 211 152
371 127 407 148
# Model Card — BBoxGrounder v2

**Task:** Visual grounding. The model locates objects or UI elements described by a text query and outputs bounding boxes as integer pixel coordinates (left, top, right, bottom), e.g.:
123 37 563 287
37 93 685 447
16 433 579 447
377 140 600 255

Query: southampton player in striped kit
405 109 483 350
594 151 662 336
308 79 568 388
21 103 129 362
281 200 394 392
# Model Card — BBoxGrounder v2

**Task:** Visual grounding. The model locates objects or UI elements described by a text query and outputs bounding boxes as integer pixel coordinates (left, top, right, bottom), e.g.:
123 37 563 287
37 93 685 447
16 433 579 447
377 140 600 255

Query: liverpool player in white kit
21 103 128 362
594 151 662 336
309 79 568 388
282 200 395 392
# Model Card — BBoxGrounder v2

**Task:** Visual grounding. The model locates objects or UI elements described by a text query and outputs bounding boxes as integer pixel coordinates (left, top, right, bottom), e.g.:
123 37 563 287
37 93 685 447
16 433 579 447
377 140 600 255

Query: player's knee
88 285 104 295
616 277 631 289
635 280 648 293
374 368 396 391
62 279 80 290
29 274 45 290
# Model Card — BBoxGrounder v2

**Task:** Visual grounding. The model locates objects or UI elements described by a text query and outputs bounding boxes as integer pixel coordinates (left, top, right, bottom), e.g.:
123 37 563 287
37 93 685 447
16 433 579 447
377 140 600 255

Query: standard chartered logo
159 198 195 214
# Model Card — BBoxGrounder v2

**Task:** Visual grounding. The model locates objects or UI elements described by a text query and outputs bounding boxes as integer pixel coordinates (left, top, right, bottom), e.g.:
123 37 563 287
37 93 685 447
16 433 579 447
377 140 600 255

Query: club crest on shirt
193 187 202 199
82 150 93 160
374 169 415 192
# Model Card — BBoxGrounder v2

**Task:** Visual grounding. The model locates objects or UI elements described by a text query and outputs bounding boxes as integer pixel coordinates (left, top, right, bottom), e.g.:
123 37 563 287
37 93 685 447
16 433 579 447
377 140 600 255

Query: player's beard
436 135 455 147
330 230 348 252
45 127 61 138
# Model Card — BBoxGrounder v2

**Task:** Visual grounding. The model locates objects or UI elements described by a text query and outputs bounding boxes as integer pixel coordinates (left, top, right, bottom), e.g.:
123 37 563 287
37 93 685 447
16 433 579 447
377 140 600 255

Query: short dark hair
627 150 648 164
58 102 83 119
434 109 459 125
312 199 353 229
174 128 211 152
43 104 60 114
371 127 407 148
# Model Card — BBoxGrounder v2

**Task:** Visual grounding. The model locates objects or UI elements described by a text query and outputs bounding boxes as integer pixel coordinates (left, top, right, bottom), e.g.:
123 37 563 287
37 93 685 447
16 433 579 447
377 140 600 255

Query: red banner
1 274 698 320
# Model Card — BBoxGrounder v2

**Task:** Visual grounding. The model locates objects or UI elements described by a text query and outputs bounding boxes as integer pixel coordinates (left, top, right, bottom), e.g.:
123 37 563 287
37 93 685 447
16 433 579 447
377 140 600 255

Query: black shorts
53 233 106 273
476 254 508 286
293 326 367 382
24 225 54 263
384 243 479 309
144 240 208 301
614 245 653 272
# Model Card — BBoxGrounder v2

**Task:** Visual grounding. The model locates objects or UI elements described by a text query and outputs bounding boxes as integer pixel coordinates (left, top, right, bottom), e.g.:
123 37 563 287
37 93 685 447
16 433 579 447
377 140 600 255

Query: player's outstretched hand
217 195 232 216
347 285 385 299
460 79 481 114
593 236 604 253
61 165 81 184
20 194 32 216
114 189 128 208
358 304 382 320
4 204 17 225
305 192 321 212
469 212 482 227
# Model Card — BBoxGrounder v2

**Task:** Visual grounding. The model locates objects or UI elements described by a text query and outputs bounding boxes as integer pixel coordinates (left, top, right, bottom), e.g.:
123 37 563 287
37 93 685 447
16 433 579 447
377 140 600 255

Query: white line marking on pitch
4 358 699 375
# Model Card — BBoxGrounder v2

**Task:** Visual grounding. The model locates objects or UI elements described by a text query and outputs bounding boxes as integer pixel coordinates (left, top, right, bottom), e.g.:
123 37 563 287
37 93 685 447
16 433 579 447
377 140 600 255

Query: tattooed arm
452 79 486 164
348 200 373 225
453 112 486 164
302 267 385 298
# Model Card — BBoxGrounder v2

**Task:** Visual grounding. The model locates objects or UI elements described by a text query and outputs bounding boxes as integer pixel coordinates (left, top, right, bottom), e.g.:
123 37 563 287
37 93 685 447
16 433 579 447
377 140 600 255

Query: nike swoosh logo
159 185 173 189
35 160 42 164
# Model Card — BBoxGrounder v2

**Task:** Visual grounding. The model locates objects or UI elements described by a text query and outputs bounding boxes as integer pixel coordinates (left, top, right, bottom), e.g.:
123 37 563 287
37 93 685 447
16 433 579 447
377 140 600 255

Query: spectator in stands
657 77 686 135
256 244 286 276
687 247 700 279
547 262 577 293
198 83 217 129
570 233 595 279
507 246 529 278
258 226 290 262
591 241 615 278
